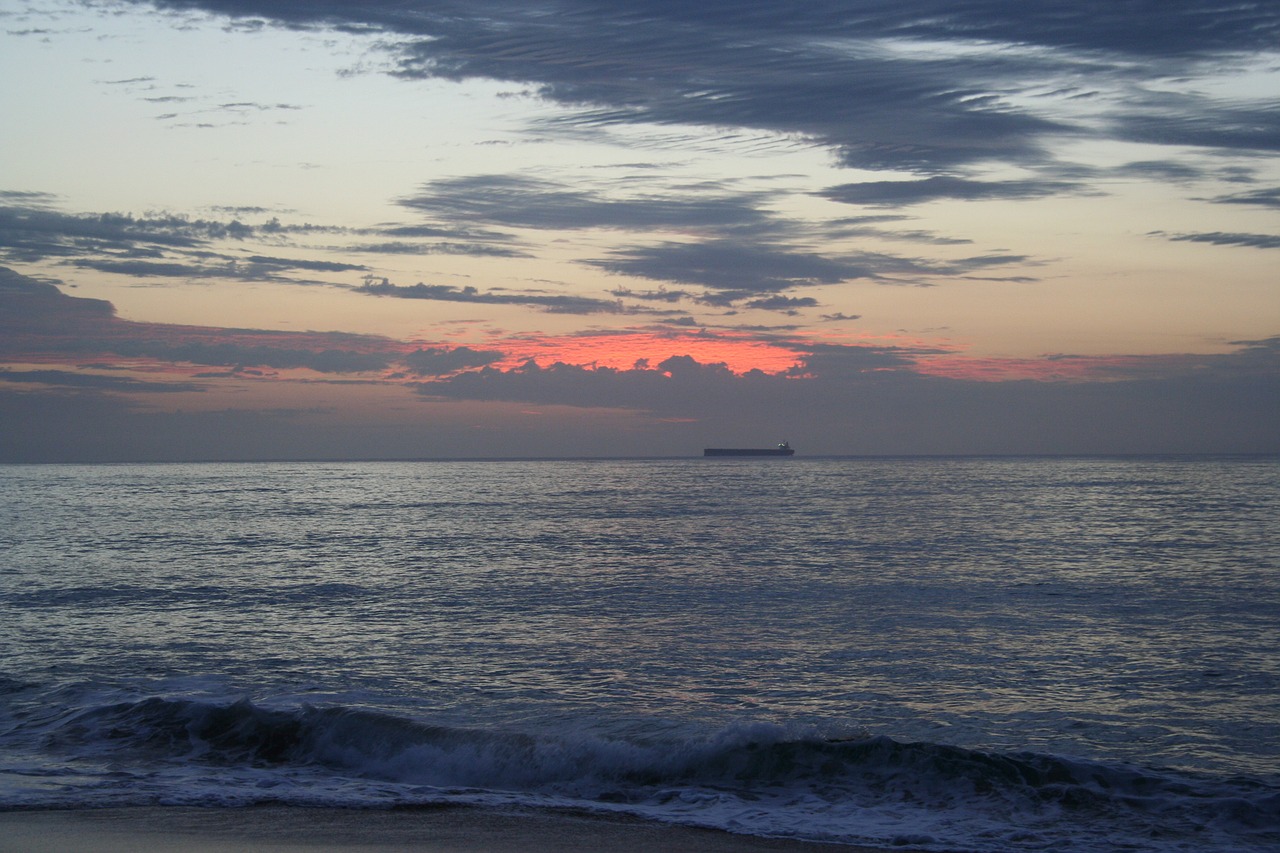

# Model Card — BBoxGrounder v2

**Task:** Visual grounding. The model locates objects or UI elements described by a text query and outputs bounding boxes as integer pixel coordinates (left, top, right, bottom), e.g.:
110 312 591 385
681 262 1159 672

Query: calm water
1 456 1278 851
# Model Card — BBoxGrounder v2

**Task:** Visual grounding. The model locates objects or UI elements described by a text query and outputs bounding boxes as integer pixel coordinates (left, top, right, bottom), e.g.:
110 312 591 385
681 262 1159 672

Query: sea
1 455 1277 852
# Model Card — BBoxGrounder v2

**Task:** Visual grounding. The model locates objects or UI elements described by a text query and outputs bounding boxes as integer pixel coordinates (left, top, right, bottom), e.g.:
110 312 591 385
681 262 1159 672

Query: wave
11 696 1280 851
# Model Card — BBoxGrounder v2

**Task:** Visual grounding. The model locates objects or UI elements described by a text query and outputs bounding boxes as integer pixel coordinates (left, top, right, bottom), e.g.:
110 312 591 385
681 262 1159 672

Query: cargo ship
703 441 795 457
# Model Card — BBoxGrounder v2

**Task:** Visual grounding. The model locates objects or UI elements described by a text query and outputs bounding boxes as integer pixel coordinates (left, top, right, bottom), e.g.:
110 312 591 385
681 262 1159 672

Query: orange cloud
912 353 1178 382
486 329 803 374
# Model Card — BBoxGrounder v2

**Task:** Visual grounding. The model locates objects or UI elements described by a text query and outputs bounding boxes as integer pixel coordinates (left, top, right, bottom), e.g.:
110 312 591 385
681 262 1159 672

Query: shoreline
0 805 919 852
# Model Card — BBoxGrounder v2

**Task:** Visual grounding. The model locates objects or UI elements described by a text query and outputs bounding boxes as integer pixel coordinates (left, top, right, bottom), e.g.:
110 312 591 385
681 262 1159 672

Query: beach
0 806 888 852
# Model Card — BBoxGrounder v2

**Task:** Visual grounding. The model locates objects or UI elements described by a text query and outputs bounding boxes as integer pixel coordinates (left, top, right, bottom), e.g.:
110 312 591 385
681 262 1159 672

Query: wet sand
0 805 912 852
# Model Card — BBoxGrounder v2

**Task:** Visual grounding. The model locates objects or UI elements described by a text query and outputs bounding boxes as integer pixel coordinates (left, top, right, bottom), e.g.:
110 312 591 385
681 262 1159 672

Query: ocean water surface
1 456 1277 851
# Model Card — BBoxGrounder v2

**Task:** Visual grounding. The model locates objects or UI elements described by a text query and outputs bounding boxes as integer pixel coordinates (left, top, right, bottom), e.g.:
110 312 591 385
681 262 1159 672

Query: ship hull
703 448 795 456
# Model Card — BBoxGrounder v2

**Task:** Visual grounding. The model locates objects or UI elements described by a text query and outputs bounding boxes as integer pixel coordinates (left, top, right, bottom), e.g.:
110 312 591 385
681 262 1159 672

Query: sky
1 0 1278 460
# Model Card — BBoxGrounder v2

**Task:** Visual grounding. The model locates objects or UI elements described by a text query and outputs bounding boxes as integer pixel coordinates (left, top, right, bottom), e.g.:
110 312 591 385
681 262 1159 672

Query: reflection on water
2 456 1278 775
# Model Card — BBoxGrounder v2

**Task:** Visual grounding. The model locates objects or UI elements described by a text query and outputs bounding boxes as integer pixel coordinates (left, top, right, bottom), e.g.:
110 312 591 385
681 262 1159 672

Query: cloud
742 295 819 313
409 336 927 411
0 200 382 286
415 356 748 412
397 335 1280 455
826 216 974 246
398 21 1062 173
355 277 676 316
138 0 1280 180
410 329 1280 415
1210 187 1280 210
792 340 935 378
70 259 219 278
394 176 940 310
215 100 302 112
607 287 692 304
1163 232 1280 250
588 240 893 300
0 369 203 393
820 176 1082 207
0 203 283 265
378 223 515 241
407 345 1278 455
1221 335 1280 374
349 240 528 258
1111 160 1204 182
0 190 58 205
69 253 367 281
111 340 393 373
4 269 1278 458
402 345 505 376
589 239 1028 300
0 266 397 374
146 91 307 128
0 267 116 334
0 388 370 463
8 2 1280 459
142 1 1280 60
1114 98 1280 156
398 174 771 232
5 28 59 39
7 361 1276 460
243 254 367 273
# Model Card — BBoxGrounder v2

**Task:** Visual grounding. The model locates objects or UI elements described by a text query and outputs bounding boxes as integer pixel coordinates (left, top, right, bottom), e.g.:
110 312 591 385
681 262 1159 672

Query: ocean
1 456 1277 851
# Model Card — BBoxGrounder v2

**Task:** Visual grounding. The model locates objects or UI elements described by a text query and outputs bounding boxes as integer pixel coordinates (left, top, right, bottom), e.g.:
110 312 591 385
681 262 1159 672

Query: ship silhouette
703 441 795 457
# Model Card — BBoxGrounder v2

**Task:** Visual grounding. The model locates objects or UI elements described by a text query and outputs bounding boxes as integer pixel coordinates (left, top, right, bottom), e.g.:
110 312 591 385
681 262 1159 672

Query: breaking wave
12 696 1278 851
